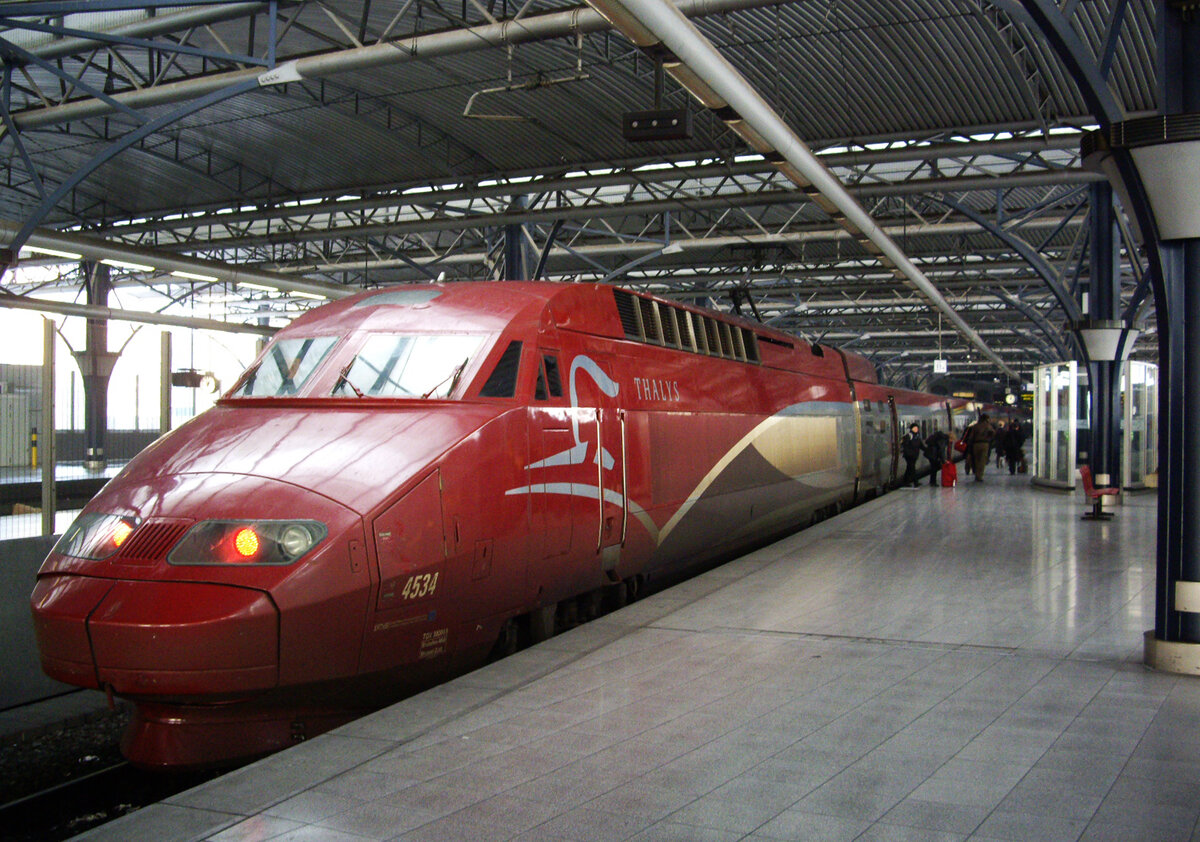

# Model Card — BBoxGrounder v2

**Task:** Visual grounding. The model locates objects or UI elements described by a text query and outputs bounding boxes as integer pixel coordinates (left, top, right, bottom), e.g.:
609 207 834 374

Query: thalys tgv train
31 282 1004 768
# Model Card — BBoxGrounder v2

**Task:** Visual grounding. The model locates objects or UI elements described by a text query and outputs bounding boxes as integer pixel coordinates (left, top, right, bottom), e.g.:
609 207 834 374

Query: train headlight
168 520 327 566
54 513 141 559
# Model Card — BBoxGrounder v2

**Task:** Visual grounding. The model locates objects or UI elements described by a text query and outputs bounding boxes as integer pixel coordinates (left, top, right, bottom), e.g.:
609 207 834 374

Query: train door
849 389 863 501
596 406 627 572
526 350 576 591
886 396 900 485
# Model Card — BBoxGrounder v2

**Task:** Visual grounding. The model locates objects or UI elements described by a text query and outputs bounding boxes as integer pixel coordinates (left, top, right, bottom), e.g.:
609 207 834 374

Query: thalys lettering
30 281 1012 769
632 377 681 402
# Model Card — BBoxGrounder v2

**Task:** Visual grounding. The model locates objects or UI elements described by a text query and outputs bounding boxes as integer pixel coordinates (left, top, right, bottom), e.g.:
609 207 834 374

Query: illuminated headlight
168 520 327 566
54 513 140 560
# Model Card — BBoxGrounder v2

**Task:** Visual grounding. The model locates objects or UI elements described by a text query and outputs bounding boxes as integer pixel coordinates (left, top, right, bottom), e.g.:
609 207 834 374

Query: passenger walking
994 421 1007 468
901 423 924 488
1004 420 1027 474
963 414 996 481
924 429 949 486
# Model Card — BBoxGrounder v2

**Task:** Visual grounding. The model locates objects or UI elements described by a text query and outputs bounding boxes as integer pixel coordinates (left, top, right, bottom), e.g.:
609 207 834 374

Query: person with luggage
924 429 950 487
901 423 924 488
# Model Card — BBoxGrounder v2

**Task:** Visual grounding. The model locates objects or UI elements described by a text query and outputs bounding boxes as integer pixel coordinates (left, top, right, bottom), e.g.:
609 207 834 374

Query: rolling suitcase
941 460 958 487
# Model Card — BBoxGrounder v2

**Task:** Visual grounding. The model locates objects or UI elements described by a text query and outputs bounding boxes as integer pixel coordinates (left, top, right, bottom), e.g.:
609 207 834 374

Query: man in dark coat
924 429 950 486
1004 420 1027 474
901 423 924 488
963 414 996 481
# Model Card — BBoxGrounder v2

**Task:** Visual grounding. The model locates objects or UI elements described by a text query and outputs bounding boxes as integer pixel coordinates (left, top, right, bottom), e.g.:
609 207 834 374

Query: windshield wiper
333 358 364 397
422 357 469 399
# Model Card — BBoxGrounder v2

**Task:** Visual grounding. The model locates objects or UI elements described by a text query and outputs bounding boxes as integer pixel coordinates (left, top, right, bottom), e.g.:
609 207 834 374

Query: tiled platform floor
76 474 1197 842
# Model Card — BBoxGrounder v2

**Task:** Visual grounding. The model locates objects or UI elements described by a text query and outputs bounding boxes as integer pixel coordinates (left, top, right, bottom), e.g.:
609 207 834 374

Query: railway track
0 760 218 842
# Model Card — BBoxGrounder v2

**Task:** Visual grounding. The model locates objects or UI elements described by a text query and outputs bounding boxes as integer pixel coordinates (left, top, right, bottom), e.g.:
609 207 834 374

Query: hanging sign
933 359 948 374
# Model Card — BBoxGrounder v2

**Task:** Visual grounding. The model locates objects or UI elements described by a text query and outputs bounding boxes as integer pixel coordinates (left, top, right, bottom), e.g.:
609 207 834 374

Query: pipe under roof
0 219 349 300
584 0 1018 379
0 291 276 336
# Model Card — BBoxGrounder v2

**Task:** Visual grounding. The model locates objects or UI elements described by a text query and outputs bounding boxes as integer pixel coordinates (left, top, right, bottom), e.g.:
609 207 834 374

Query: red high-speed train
31 282 1001 768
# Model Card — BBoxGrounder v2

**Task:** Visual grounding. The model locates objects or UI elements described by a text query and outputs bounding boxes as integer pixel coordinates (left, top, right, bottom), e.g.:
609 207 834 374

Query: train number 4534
401 571 439 600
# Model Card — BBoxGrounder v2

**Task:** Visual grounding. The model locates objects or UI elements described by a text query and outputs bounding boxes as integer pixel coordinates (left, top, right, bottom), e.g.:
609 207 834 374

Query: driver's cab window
534 353 563 401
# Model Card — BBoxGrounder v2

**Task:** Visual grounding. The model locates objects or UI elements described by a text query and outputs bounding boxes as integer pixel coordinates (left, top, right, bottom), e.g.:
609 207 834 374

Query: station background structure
0 2 1197 667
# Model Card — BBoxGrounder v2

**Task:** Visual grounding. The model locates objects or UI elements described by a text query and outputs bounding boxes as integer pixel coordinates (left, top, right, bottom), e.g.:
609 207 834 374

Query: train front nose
32 573 280 699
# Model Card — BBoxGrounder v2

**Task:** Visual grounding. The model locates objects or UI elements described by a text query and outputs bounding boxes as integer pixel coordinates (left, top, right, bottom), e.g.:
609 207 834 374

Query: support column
159 331 172 436
503 195 533 280
1141 1 1200 671
1087 180 1122 489
40 317 55 536
72 262 119 472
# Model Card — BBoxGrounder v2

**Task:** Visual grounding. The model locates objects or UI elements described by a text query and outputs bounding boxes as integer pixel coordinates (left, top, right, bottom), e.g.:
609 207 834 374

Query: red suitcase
941 460 958 487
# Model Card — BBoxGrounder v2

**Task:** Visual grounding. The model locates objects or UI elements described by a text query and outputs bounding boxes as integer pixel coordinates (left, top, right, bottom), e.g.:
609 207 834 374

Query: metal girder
95 133 1086 237
5 76 266 256
0 218 348 299
0 288 275 335
16 2 269 62
928 195 1082 324
265 214 1078 276
141 169 1091 257
3 0 792 132
984 285 1071 359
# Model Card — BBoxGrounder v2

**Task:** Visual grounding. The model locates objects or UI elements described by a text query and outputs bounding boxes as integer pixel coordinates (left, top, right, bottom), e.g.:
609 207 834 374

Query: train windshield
332 334 484 398
231 336 338 397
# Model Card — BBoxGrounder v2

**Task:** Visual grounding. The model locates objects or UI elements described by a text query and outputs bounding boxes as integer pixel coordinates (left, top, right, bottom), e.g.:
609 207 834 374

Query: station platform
73 474 1196 842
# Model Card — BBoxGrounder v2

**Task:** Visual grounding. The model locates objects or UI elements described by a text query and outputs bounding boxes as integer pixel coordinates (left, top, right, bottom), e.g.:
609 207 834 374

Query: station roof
0 0 1159 389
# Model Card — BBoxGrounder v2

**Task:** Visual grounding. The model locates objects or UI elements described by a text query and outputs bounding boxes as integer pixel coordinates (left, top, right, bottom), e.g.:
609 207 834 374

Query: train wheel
489 619 519 661
604 580 628 610
530 603 556 643
580 590 603 621
625 575 643 602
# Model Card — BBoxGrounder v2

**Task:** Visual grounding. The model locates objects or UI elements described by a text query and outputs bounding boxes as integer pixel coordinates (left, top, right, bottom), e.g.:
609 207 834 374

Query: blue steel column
1087 180 1121 487
1154 3 1200 648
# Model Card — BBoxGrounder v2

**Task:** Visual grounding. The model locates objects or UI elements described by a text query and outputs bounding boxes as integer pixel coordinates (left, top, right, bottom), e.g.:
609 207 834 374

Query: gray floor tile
751 808 873 841
665 794 787 833
316 800 441 840
264 790 360 823
970 809 1089 842
626 821 744 842
531 806 656 842
205 815 304 841
72 804 234 842
856 823 969 842
881 797 990 835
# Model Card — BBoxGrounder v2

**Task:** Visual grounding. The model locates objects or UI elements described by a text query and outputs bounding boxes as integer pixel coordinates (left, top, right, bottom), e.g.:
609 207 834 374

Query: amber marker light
233 527 260 559
111 519 133 548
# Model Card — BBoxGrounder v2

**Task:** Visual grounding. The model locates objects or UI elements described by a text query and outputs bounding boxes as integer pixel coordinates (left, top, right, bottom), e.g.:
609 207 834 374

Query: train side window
728 323 746 361
542 354 563 397
639 297 662 344
705 318 722 356
680 309 698 352
660 306 680 349
692 313 709 354
479 341 522 398
613 289 643 340
741 328 760 363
